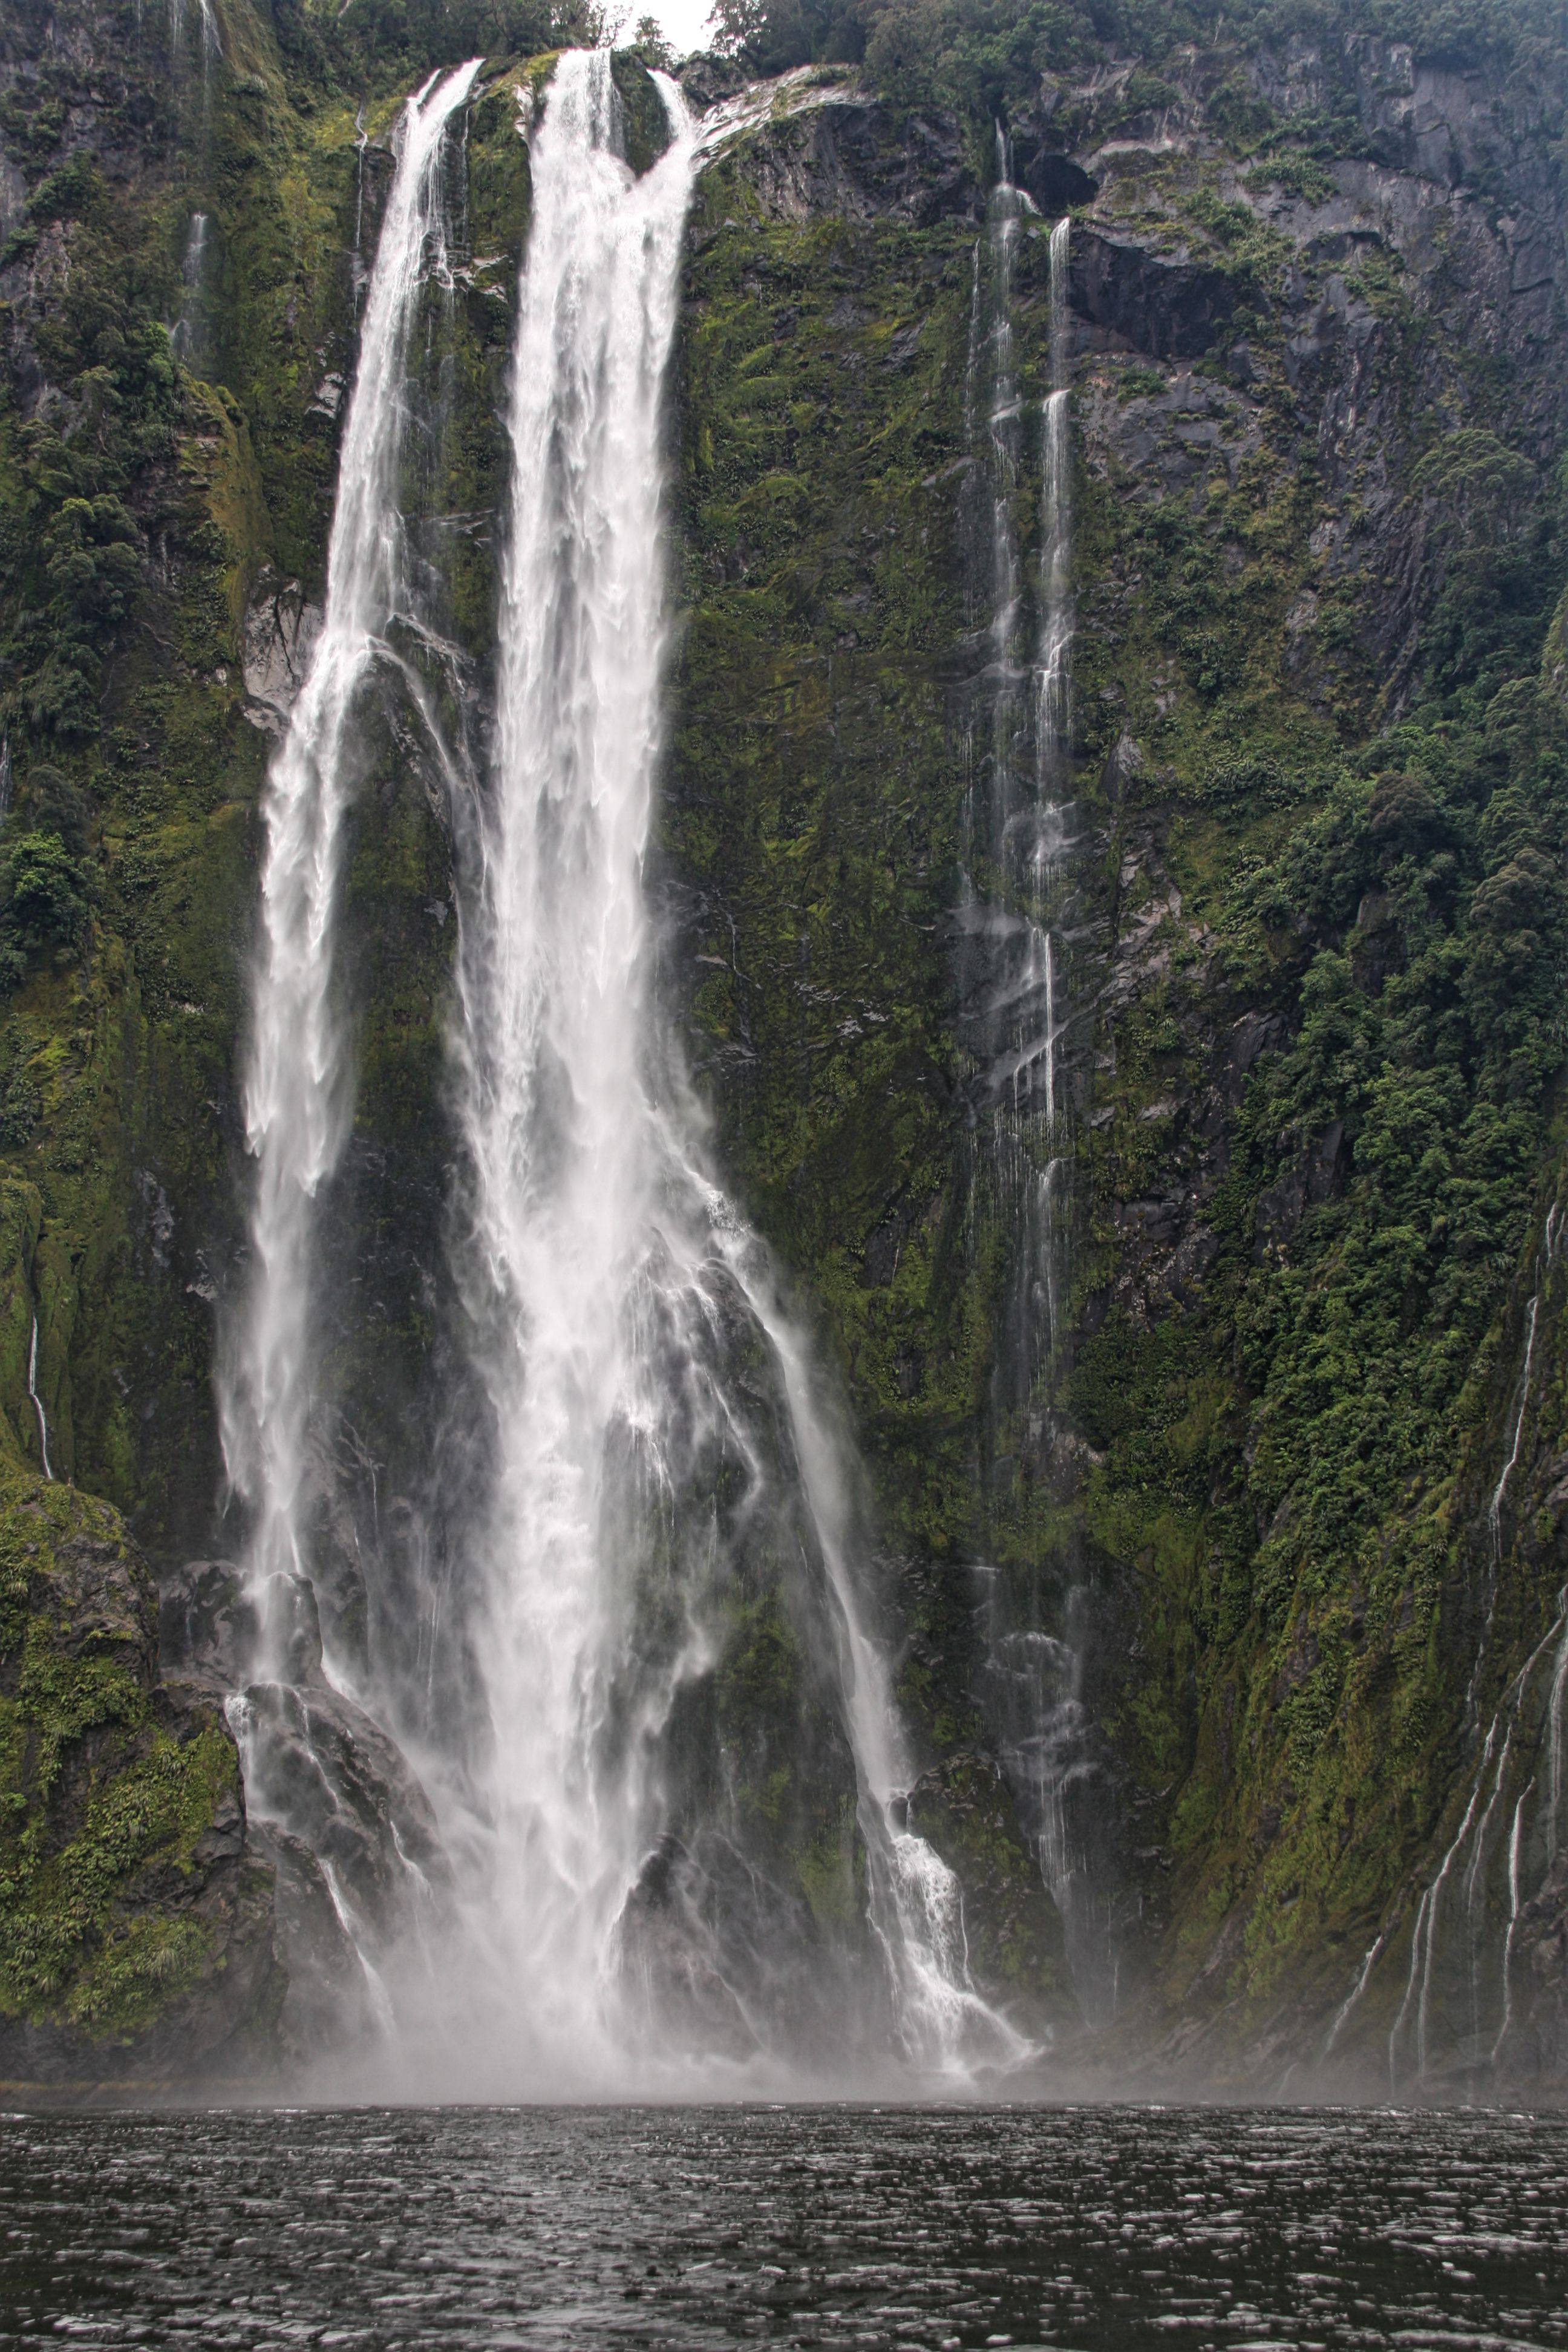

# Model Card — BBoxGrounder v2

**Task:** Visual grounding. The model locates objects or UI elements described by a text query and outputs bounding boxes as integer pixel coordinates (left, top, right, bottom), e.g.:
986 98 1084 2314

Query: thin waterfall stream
216 62 481 2019
1316 1195 1568 2092
222 62 479 1642
955 146 1112 2023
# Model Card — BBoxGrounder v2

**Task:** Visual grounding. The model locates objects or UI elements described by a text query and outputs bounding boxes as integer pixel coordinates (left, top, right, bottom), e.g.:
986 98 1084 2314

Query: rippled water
0 2103 1563 2348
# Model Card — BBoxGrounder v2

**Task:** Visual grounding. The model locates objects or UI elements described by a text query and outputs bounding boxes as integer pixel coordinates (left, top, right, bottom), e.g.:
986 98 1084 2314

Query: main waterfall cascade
438 47 1019 2084
215 48 1025 2087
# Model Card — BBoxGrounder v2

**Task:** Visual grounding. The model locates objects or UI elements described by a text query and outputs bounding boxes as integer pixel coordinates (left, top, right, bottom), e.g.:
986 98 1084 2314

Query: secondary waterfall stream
955 143 1115 2022
213 65 482 2031
1317 1195 1568 2093
221 61 479 1656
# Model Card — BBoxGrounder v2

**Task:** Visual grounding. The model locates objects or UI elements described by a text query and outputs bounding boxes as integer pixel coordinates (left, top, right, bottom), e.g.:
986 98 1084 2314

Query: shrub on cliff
0 834 91 956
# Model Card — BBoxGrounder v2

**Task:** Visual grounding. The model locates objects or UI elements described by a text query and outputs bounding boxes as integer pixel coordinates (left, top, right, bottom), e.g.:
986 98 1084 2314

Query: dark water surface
0 2103 1563 2348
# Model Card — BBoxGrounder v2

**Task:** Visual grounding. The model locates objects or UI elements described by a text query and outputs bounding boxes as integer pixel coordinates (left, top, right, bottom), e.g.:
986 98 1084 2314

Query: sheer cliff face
1 0 1567 2088
669 48 1568 2086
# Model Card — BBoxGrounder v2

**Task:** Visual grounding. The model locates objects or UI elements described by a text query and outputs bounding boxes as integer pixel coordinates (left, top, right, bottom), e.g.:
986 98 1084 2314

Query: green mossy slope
0 1472 277 2080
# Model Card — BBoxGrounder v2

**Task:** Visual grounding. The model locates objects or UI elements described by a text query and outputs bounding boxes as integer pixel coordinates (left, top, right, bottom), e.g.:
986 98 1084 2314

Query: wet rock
906 1749 1077 2040
160 1555 454 2057
0 1478 282 2089
618 1834 762 2060
1020 150 1099 213
1071 229 1240 360
1253 1121 1348 1256
242 569 324 736
1508 1846 1568 2096
677 51 748 113
230 1677 451 1948
1221 1012 1285 1107
247 1823 385 2060
160 1558 324 1691
725 94 980 229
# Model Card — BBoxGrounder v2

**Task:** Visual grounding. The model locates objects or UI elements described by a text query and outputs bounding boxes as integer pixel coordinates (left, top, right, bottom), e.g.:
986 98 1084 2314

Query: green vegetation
0 1475 241 2043
712 0 1568 127
672 0 1568 2047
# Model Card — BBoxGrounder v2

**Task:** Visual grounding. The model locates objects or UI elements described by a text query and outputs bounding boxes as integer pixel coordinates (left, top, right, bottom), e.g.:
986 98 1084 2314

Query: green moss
64 1913 214 2037
0 1475 238 2040
609 51 673 175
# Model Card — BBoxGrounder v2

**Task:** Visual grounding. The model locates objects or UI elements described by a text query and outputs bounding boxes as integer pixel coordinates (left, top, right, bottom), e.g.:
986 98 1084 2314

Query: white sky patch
638 0 717 56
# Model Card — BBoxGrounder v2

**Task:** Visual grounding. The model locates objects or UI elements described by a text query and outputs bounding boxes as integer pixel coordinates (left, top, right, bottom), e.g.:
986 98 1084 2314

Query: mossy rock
610 50 674 176
0 1475 280 2085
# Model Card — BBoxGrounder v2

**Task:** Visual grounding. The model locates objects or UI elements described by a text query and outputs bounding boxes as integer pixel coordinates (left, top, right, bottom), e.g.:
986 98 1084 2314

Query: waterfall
1489 1205 1557 1559
171 211 210 366
957 154 1073 1410
1036 218 1072 786
27 1315 53 1484
953 148 1102 2024
446 48 1010 2082
169 0 220 59
1028 215 1072 1362
220 62 480 1670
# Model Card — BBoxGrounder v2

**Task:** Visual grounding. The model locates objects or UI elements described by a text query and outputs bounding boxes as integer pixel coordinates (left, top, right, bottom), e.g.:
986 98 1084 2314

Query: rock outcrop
0 1478 280 2087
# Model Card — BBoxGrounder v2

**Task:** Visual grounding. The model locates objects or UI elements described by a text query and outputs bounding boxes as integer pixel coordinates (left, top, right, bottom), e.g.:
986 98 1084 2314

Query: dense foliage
712 0 1568 121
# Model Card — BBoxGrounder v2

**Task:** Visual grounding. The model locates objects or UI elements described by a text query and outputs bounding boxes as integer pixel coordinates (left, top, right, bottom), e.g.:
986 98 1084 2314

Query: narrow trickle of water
1545 1609 1568 1858
955 147 1100 2026
171 210 210 365
221 62 480 1661
1489 1204 1559 1560
446 49 1005 2086
168 0 221 74
1036 218 1072 785
1314 1195 1568 2092
27 1314 53 1483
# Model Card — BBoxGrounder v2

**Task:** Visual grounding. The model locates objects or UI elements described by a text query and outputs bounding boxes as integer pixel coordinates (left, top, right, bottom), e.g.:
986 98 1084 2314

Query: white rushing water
27 1314 53 1484
1036 217 1072 785
447 48 1009 2082
171 211 210 365
221 62 480 1667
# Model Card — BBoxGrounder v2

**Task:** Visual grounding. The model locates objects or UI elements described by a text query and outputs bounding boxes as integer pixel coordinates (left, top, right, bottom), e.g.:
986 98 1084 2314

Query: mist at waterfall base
3 2105 1564 2348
